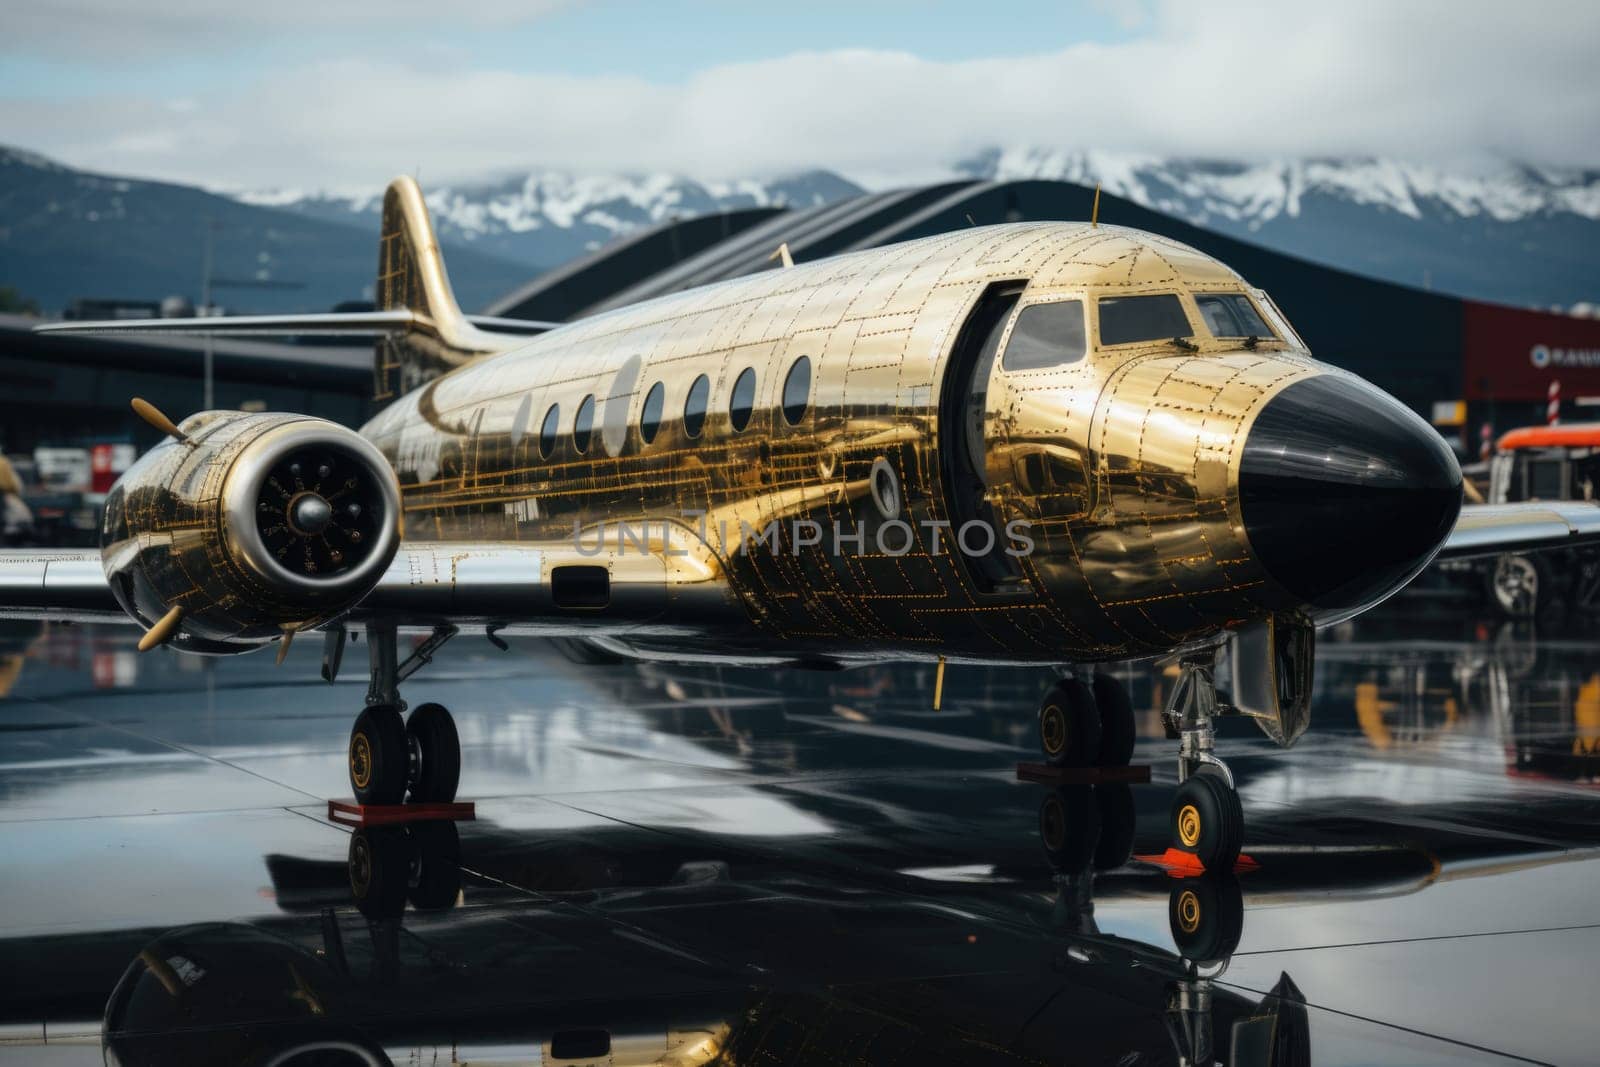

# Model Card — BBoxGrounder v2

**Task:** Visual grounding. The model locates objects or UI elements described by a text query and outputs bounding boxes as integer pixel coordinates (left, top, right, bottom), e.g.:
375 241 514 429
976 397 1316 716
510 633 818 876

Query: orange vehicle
1484 423 1600 616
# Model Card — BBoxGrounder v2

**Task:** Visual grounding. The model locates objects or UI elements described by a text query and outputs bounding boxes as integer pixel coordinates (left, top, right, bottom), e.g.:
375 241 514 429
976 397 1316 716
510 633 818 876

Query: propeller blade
137 605 184 652
130 397 189 442
275 627 297 667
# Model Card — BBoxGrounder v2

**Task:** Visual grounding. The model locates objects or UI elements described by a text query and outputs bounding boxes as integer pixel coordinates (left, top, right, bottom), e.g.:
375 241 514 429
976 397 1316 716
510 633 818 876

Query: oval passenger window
729 368 757 432
539 403 560 459
640 381 665 444
683 374 710 439
573 395 595 454
782 356 811 425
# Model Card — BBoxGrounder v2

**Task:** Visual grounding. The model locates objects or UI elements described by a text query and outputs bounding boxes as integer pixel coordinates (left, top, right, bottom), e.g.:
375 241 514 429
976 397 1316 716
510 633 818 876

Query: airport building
5 177 1600 532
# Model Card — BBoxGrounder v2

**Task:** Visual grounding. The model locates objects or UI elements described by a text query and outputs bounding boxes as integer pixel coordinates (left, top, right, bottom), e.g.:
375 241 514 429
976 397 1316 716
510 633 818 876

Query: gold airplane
7 176 1600 868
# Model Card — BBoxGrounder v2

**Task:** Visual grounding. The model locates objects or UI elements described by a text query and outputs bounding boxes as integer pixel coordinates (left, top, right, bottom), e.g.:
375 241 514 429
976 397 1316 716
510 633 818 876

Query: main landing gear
345 621 462 806
1036 673 1136 769
1033 648 1245 872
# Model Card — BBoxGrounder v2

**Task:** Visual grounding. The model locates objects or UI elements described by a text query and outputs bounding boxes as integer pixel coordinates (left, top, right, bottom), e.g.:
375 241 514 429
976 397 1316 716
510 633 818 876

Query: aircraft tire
405 702 461 803
348 826 409 920
1039 786 1100 874
349 705 407 806
407 821 462 911
1170 766 1242 872
1092 783 1136 870
1486 552 1550 619
1168 874 1244 963
1038 678 1100 767
1092 674 1136 766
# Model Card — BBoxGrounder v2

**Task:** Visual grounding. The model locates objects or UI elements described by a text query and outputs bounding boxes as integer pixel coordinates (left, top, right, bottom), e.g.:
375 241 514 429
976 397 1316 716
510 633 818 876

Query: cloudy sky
2 0 1597 192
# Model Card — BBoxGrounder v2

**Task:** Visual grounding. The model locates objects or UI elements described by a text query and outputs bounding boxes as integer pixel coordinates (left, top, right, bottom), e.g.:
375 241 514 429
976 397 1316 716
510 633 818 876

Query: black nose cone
1240 375 1461 613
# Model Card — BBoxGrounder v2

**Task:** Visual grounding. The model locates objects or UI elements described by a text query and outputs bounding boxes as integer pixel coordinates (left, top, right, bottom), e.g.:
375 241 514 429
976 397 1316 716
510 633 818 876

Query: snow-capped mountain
240 170 864 269
955 149 1600 309
959 149 1600 229
5 142 1597 315
242 151 1600 310
0 145 526 315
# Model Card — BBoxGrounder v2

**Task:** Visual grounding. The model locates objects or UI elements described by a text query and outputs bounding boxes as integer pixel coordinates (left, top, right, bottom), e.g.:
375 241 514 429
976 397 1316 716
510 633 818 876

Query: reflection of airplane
0 620 43 699
6 710 1595 1066
100 760 1600 1066
102 799 1309 1067
1318 621 1600 784
8 175 1600 869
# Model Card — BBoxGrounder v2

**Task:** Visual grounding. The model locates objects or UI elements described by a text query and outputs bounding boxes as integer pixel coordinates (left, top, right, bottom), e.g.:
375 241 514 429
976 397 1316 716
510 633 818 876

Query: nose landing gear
345 621 462 805
1162 652 1244 872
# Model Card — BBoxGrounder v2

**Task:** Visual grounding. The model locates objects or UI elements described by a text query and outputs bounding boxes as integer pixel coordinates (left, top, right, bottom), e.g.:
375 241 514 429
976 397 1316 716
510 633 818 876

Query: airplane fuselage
360 222 1461 666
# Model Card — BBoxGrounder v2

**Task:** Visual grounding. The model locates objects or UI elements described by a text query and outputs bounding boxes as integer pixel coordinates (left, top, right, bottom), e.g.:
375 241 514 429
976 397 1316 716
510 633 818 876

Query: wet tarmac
2 595 1598 1065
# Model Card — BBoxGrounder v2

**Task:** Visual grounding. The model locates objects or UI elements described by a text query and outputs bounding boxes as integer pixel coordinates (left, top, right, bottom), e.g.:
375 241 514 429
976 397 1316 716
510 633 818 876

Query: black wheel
1170 765 1243 871
405 702 461 803
1092 674 1136 766
1486 552 1551 619
1038 786 1100 874
349 705 407 806
348 826 409 919
1038 679 1101 767
407 821 462 911
1168 874 1243 963
1092 783 1136 871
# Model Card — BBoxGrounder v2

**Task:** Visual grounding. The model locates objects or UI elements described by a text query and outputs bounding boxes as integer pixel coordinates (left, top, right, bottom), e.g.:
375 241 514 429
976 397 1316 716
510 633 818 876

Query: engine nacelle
101 411 402 653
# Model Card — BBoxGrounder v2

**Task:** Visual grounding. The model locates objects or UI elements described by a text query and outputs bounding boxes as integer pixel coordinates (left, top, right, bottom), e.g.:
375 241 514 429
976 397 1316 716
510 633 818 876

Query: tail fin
372 176 511 402
33 175 552 404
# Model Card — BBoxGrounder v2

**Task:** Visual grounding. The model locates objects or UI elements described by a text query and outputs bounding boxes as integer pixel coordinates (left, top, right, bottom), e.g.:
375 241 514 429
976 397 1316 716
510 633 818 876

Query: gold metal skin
100 411 402 648
361 217 1325 666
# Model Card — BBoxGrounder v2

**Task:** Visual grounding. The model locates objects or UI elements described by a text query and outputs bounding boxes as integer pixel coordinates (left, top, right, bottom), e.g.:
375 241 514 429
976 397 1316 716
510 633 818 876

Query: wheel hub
1176 888 1201 933
407 732 422 786
1177 803 1202 847
349 838 372 893
1494 556 1537 614
350 732 373 789
1040 704 1066 755
1040 796 1064 849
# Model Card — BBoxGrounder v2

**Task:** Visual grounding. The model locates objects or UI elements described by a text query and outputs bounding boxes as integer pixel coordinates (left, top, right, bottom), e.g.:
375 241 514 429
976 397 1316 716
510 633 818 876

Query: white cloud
2 0 1597 191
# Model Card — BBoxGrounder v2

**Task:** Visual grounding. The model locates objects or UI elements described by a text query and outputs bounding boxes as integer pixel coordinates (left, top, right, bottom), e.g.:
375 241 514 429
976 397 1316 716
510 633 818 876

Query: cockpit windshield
1097 294 1192 346
1195 293 1275 340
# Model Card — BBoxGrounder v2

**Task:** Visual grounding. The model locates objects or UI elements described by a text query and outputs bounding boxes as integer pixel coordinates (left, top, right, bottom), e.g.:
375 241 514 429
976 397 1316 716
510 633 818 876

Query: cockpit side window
1097 294 1192 346
1253 289 1305 348
1002 300 1086 371
1195 292 1276 339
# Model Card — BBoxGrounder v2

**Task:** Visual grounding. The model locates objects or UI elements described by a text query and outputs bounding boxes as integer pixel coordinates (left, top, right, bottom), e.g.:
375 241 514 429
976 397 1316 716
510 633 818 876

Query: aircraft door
985 296 1097 527
939 283 1028 594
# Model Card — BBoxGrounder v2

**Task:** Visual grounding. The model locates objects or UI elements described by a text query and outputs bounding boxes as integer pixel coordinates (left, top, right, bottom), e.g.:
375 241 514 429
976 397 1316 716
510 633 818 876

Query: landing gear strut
1162 650 1243 872
346 621 462 805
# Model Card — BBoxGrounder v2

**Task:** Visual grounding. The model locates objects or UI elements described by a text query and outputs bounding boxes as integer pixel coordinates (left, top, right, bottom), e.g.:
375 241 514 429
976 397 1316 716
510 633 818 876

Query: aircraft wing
0 550 119 622
0 537 734 635
1436 501 1600 560
32 311 558 337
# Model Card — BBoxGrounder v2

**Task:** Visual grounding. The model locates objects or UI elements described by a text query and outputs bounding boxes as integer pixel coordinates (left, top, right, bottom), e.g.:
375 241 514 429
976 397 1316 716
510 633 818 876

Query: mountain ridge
243 149 1600 310
0 145 530 315
4 144 1598 314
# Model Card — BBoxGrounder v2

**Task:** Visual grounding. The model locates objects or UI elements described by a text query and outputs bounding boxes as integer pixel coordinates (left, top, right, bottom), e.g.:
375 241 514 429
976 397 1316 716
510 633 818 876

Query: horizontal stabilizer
33 311 558 338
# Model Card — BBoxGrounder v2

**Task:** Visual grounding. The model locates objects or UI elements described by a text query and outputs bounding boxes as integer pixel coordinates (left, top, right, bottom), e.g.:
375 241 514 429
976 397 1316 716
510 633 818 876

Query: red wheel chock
1016 762 1152 785
327 799 475 828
